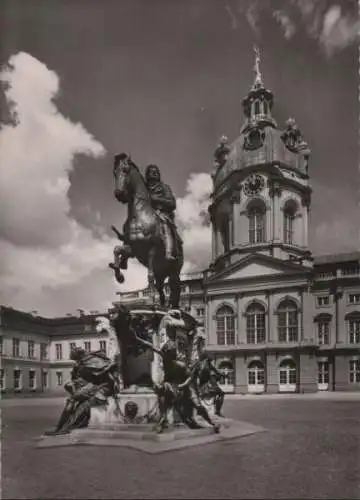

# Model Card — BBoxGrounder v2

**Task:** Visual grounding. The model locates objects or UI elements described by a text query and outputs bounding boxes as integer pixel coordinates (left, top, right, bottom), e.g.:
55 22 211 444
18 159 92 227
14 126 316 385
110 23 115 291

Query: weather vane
253 44 263 86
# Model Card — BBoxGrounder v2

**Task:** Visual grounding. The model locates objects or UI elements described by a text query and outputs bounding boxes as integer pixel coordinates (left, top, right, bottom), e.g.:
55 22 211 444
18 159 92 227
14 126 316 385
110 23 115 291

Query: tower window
283 201 298 245
248 205 266 244
284 210 295 244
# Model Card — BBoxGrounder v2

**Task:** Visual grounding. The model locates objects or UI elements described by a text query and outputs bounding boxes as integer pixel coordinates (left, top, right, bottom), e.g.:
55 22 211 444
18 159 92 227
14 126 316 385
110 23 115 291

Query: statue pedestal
90 390 158 427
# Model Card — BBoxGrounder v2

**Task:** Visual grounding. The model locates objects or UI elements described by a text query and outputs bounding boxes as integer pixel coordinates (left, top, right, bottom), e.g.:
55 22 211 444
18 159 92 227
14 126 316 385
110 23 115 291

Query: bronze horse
109 153 183 309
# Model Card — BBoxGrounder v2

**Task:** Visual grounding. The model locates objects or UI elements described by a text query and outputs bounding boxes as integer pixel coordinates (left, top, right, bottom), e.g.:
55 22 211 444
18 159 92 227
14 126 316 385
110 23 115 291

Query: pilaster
237 294 245 343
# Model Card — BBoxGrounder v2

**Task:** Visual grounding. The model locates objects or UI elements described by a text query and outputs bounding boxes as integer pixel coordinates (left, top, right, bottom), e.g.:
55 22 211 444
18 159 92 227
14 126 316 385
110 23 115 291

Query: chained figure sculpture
134 310 220 434
45 347 121 435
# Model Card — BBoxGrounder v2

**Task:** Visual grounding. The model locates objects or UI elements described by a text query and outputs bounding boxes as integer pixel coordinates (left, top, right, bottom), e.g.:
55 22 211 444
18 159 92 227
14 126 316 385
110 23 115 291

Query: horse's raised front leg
109 245 132 284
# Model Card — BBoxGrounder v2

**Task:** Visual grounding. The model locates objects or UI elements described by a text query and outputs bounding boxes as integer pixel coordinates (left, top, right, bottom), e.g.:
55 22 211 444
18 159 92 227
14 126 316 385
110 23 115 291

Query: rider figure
145 164 178 261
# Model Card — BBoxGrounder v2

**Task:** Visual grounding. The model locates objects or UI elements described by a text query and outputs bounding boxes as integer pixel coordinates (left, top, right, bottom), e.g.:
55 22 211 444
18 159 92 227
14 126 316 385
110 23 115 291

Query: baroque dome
212 48 310 192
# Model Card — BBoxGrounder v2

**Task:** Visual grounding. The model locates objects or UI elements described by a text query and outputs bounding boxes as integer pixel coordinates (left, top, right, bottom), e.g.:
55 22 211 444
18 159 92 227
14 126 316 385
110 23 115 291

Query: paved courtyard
2 394 360 499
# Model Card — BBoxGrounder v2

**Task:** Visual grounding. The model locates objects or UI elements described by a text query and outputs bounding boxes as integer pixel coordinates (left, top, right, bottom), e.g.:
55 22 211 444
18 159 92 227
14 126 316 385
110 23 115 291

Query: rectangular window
0 369 5 390
28 370 36 389
249 211 265 244
13 369 21 390
56 371 63 387
246 312 265 344
342 266 360 277
318 322 330 345
196 308 205 317
0 336 3 355
28 340 35 359
278 311 298 342
349 293 360 305
284 213 294 245
349 360 360 383
316 295 330 307
349 320 360 344
99 340 106 353
40 343 48 360
55 343 63 361
84 341 91 353
69 342 76 356
12 338 20 357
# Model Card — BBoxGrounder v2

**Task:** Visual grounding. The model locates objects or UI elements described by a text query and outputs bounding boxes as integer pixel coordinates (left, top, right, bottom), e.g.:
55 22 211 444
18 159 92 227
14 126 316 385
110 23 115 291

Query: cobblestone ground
2 396 360 499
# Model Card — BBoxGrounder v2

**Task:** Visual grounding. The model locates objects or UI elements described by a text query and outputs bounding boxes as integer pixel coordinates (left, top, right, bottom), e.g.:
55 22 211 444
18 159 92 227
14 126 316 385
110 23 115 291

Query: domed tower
208 46 312 274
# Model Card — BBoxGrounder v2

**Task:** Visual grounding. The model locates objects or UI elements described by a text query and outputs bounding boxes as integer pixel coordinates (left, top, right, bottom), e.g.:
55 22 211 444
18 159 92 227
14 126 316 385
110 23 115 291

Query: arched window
277 300 299 342
283 202 296 245
246 303 266 344
247 360 265 391
279 359 297 391
248 204 266 244
263 101 268 114
216 306 235 345
254 100 260 115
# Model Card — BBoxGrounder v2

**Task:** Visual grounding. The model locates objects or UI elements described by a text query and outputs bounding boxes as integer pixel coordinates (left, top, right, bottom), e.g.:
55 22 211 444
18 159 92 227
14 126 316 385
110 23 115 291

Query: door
318 361 329 391
279 359 297 392
247 361 265 394
218 360 235 393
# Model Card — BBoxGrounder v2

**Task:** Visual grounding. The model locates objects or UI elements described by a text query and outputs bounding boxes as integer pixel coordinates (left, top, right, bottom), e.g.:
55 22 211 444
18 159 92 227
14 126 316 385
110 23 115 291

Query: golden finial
253 44 263 87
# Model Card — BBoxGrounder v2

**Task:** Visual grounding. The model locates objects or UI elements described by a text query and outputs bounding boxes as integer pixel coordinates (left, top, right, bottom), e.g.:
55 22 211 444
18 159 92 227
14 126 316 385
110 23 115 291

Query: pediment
206 254 310 283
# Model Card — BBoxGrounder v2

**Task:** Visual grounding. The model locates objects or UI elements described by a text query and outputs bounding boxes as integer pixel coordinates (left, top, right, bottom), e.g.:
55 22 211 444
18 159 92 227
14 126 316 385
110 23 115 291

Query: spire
252 45 263 89
241 46 276 129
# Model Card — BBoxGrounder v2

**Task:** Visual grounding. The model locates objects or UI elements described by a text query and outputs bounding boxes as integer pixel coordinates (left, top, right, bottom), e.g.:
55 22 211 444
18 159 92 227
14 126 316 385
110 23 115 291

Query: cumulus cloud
319 5 360 57
0 51 214 316
273 10 296 40
238 0 359 57
176 173 212 272
0 52 147 316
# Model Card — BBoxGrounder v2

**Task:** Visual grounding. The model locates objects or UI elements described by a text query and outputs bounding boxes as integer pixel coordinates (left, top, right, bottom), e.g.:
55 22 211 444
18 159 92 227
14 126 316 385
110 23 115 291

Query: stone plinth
36 416 265 454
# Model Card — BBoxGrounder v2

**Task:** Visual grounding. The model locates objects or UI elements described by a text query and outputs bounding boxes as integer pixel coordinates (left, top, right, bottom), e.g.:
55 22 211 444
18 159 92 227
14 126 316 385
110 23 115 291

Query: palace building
0 55 359 395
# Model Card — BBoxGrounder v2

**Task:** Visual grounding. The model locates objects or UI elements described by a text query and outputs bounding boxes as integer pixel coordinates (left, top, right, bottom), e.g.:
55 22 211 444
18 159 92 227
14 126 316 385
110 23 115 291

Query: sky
0 0 359 317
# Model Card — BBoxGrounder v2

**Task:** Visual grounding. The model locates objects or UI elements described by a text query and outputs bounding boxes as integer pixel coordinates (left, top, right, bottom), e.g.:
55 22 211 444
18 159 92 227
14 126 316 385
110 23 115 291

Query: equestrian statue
109 153 183 309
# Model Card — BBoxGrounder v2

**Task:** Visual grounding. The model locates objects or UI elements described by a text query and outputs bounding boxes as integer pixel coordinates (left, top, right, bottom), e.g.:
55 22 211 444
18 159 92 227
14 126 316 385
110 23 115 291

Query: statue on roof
253 44 263 88
213 135 231 171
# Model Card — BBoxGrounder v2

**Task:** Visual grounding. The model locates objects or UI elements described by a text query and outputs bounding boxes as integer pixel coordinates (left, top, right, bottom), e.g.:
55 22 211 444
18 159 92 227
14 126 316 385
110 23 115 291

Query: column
237 294 245 344
301 194 310 248
267 293 275 342
266 291 271 343
269 182 282 242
